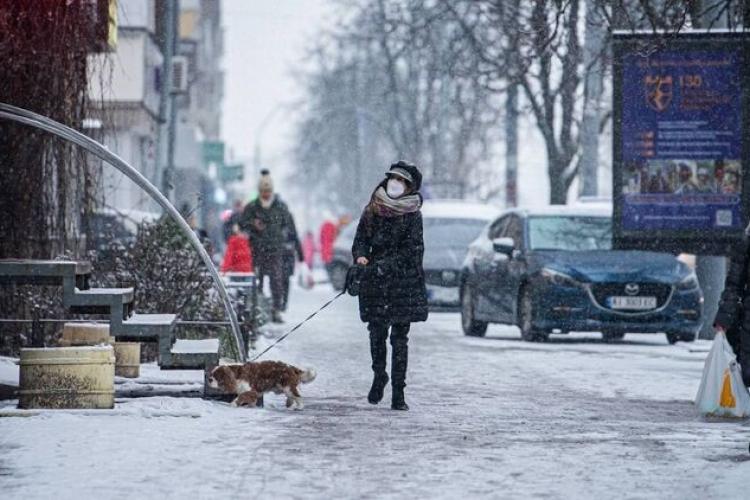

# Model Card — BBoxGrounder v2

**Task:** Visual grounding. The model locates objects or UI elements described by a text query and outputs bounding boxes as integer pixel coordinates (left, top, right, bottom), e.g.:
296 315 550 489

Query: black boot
390 324 409 411
368 374 389 404
368 323 389 404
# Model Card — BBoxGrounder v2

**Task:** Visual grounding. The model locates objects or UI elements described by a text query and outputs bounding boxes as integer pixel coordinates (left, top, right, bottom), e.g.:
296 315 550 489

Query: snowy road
2 285 750 499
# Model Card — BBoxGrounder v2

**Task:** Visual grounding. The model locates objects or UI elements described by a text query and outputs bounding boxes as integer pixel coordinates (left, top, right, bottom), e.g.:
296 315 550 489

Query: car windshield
424 218 488 249
528 216 612 251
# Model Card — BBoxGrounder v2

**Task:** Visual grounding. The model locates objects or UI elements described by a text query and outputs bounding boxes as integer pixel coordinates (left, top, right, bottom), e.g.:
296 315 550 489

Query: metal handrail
0 103 247 361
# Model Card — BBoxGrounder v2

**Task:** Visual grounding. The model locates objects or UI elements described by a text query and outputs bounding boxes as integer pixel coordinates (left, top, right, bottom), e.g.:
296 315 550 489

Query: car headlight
677 273 699 291
540 268 582 288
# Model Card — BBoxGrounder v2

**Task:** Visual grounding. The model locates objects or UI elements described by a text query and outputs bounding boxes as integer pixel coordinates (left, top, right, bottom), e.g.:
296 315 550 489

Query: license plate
426 285 459 303
608 296 657 310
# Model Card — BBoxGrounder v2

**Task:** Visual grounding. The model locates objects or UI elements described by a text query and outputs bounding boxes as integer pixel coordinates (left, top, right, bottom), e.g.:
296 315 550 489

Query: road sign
220 163 244 183
202 141 225 167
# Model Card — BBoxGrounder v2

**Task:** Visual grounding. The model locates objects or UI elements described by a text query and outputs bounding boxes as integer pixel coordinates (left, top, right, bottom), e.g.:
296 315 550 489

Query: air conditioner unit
171 56 189 94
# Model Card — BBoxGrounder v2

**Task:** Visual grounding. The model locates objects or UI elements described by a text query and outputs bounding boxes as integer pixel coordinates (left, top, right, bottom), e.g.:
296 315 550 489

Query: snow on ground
0 356 19 386
2 284 750 499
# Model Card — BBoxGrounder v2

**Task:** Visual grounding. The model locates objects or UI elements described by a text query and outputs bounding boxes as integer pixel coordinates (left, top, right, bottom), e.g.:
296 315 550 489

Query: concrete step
0 259 91 287
111 313 177 339
160 338 220 370
161 338 220 370
65 287 134 314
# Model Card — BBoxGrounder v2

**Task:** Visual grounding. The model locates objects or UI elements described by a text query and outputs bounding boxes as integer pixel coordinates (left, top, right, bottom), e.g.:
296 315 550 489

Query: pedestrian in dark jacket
240 170 301 323
715 233 750 385
351 160 428 411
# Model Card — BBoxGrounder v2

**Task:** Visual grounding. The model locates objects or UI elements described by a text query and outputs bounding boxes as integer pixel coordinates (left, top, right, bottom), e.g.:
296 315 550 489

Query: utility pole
504 0 520 207
580 0 605 198
158 0 178 202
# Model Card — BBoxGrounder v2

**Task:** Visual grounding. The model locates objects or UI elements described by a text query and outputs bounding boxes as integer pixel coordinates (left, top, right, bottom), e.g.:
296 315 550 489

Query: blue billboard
614 33 749 255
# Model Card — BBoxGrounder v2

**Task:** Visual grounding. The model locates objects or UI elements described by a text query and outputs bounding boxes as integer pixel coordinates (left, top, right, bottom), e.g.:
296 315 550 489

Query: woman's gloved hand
345 264 367 297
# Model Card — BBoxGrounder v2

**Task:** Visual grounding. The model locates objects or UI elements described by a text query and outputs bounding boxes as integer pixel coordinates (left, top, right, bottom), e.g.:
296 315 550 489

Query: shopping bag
297 264 314 290
695 331 750 418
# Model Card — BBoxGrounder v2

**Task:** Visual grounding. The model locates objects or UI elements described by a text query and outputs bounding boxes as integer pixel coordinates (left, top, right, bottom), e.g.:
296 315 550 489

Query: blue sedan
460 206 704 343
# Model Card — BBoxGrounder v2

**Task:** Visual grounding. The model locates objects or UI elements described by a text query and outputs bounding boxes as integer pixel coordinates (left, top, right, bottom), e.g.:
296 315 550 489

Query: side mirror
492 237 515 256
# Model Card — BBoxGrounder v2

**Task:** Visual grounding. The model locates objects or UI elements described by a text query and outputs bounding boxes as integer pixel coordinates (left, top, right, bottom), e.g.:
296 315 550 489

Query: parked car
460 206 703 344
421 200 500 310
86 208 160 254
328 221 358 292
327 200 499 311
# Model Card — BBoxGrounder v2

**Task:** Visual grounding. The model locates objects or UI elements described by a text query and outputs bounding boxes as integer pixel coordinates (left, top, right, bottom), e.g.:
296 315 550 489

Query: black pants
368 321 410 389
255 252 284 313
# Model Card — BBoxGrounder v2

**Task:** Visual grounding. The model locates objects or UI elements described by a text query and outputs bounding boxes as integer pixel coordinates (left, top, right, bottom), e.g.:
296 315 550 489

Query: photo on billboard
613 32 750 255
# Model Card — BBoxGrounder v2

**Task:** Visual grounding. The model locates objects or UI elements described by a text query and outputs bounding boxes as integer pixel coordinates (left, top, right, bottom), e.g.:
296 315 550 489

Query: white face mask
386 178 406 198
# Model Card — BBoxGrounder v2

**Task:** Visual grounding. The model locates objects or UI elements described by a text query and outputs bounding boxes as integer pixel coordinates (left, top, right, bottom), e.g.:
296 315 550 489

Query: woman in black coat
351 161 428 411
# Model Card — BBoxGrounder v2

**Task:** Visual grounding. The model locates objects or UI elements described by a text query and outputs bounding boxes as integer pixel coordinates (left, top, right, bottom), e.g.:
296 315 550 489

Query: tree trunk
548 152 569 205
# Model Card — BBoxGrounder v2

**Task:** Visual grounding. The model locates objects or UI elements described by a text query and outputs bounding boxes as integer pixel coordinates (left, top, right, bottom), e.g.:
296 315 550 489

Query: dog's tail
299 367 317 384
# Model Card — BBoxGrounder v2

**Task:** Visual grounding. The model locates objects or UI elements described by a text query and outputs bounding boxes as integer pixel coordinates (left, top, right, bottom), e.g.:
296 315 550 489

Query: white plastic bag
695 331 750 418
297 264 314 290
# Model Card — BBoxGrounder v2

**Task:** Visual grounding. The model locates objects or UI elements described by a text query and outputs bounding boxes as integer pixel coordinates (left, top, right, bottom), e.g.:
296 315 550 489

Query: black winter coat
239 197 298 256
351 210 428 324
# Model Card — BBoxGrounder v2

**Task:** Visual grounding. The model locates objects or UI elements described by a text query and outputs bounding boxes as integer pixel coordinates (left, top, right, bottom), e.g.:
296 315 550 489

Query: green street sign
202 141 225 166
220 163 244 183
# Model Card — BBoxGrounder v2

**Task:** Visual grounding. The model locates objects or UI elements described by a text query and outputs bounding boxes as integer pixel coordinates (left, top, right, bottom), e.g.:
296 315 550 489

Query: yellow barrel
18 346 115 409
59 323 110 347
113 342 140 378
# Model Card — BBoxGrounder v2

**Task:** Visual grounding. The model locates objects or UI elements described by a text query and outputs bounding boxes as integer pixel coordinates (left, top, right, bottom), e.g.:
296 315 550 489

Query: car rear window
529 216 612 251
333 220 358 248
424 218 488 248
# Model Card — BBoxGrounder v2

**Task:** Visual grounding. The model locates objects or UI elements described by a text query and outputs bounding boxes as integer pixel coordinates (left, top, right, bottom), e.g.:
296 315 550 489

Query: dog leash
249 290 346 361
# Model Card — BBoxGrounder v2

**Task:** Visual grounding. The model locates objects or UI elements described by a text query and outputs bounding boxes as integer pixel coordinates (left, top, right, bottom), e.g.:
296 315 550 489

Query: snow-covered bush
91 217 235 359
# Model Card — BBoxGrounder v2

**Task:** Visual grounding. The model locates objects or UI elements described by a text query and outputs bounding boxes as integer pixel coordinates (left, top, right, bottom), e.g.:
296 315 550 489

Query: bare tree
443 0 586 204
292 0 501 214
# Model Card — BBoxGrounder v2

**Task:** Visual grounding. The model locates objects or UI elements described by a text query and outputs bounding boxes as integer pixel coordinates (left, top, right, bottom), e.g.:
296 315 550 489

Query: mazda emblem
625 283 640 296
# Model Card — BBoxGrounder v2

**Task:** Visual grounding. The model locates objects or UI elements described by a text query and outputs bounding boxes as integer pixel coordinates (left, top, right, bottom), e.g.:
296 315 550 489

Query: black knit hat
386 160 422 191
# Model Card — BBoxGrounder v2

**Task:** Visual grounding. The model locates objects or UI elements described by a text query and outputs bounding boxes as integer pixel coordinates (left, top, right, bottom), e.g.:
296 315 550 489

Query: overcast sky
221 0 334 196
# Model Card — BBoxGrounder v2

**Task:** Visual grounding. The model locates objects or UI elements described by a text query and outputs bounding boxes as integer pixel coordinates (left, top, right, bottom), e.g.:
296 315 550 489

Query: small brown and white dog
207 361 316 410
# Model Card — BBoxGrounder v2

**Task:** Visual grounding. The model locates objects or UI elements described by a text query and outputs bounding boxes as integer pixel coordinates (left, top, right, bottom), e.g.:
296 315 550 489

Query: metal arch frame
0 102 247 362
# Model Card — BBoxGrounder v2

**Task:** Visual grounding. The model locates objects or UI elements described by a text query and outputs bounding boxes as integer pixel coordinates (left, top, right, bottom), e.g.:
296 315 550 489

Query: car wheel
328 262 348 291
666 332 679 344
519 287 548 342
461 285 488 337
602 331 625 343
679 332 697 343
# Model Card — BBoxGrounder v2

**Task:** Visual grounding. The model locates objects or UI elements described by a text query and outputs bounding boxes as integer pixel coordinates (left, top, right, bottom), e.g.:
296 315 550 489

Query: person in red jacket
221 224 253 273
319 219 338 274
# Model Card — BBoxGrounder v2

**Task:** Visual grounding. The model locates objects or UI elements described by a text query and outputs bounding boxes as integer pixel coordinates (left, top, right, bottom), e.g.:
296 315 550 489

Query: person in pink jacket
301 230 316 270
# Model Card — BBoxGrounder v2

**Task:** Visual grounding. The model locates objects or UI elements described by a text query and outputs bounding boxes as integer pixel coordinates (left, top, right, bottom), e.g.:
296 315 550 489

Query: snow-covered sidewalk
2 285 750 499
